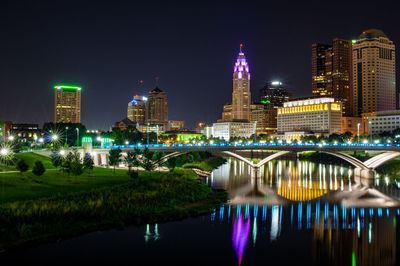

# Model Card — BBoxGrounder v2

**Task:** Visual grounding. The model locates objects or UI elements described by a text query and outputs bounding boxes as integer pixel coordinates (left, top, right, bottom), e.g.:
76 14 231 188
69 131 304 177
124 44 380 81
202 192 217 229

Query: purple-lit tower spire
232 43 251 121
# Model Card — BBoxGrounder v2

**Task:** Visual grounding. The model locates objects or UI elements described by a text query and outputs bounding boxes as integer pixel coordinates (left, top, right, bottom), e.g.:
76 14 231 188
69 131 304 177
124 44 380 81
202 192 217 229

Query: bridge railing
92 142 400 150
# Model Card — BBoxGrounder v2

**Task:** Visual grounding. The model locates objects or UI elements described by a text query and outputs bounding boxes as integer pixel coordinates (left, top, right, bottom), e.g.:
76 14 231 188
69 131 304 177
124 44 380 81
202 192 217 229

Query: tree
32 160 46 176
16 159 29 174
51 152 63 169
109 148 122 173
125 148 141 174
83 153 94 173
140 148 157 173
62 152 74 176
165 156 177 172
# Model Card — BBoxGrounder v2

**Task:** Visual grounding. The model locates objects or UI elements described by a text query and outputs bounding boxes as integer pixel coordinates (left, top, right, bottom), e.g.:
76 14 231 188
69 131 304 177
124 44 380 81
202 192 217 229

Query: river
2 158 400 265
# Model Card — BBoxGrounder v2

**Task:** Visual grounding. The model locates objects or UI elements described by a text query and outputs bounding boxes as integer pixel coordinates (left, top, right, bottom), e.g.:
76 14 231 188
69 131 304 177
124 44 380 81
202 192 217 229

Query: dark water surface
2 159 400 265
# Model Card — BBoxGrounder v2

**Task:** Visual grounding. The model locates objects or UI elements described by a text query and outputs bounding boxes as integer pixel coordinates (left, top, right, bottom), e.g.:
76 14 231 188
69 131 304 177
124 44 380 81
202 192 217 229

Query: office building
260 81 290 108
341 116 362 135
145 87 168 127
252 81 291 135
127 95 147 125
54 85 81 123
277 97 342 140
220 44 251 122
353 29 396 116
212 121 255 141
364 110 400 135
168 120 185 131
232 44 251 121
312 39 353 116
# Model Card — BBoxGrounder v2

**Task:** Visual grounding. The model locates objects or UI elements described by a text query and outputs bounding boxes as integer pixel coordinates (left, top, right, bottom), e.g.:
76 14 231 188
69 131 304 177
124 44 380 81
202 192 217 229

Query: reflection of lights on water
252 218 257 246
232 214 250 266
271 205 281 240
357 217 360 238
368 222 372 244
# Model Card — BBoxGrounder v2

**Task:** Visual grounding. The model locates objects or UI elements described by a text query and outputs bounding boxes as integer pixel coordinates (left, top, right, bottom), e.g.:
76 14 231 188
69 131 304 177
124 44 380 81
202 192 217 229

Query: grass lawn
0 168 226 248
0 152 54 172
182 157 227 172
0 167 162 204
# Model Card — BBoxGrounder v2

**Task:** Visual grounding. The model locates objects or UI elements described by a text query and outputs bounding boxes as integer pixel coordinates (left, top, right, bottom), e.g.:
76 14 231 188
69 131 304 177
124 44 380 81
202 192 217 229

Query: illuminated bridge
84 142 400 180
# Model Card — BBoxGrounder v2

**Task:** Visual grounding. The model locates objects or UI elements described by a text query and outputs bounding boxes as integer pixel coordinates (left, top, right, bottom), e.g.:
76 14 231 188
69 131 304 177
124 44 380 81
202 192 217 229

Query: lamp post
156 125 159 144
368 121 372 143
76 128 79 147
65 126 69 146
147 123 150 145
357 123 360 144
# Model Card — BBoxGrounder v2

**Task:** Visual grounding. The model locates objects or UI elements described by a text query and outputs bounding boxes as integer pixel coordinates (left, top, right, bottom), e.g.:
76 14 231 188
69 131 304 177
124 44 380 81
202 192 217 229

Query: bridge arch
364 151 400 169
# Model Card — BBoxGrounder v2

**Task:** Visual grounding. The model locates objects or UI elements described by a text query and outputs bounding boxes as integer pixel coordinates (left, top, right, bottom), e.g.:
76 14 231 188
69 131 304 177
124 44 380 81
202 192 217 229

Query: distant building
220 44 251 122
161 131 202 143
253 81 291 135
168 120 185 131
127 95 147 125
220 104 232 122
9 123 44 142
259 81 290 108
54 85 81 123
145 87 168 128
312 39 353 116
137 124 165 134
353 29 396 116
341 116 363 135
212 121 255 141
277 97 342 139
112 118 136 131
365 110 400 135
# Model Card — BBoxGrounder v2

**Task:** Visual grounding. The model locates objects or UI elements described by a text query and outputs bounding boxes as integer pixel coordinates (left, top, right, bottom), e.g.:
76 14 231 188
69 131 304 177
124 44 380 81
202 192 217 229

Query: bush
32 161 45 176
16 159 29 174
128 171 138 178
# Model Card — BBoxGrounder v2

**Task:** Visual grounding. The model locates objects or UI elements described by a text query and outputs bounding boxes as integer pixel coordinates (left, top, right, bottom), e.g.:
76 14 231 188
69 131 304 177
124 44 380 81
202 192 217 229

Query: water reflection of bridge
209 159 400 208
212 203 399 266
208 158 400 265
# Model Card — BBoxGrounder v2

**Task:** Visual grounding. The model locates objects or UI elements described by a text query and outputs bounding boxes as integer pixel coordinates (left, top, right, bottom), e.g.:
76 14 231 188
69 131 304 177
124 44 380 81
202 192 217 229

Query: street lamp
76 128 79 147
0 148 8 156
357 123 360 144
147 123 150 145
368 121 372 143
156 125 159 144
52 134 58 141
65 126 69 146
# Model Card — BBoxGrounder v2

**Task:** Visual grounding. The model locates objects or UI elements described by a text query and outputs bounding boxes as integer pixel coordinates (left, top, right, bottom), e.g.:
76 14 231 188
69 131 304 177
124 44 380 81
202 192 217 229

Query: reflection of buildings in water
220 203 398 266
313 210 396 266
232 214 250 266
264 160 342 202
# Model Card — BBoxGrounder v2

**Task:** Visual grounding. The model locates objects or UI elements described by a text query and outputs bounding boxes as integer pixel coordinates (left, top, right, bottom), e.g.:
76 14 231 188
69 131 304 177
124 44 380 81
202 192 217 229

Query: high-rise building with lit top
127 95 147 125
54 85 81 123
352 29 396 116
145 87 168 127
232 44 251 121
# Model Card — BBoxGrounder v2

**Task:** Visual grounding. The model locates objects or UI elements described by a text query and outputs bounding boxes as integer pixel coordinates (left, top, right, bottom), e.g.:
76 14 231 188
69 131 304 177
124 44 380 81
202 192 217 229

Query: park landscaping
0 151 227 249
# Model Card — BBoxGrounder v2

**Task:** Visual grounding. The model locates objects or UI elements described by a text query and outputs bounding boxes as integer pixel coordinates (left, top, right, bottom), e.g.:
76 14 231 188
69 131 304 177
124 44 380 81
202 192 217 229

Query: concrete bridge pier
251 167 260 179
354 167 376 187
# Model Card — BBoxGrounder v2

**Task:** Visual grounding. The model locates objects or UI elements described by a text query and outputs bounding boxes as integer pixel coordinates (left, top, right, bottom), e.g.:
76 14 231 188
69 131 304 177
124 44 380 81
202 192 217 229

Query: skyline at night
1 1 399 129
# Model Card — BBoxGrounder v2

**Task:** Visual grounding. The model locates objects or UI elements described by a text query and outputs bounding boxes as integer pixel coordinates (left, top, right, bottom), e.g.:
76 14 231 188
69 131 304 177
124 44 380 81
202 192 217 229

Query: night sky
1 0 399 130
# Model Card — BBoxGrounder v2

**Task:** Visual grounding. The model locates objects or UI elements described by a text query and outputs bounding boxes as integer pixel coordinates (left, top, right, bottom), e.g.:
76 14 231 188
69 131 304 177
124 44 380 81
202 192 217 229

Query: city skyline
0 1 399 129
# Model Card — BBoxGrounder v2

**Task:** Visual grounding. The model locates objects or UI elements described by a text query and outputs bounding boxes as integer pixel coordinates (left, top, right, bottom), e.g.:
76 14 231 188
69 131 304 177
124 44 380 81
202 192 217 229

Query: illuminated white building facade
212 122 255 141
368 110 400 135
277 97 342 137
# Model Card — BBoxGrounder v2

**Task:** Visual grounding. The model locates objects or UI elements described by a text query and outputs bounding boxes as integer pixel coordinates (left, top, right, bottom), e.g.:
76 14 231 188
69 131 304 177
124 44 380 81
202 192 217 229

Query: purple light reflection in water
232 214 250 266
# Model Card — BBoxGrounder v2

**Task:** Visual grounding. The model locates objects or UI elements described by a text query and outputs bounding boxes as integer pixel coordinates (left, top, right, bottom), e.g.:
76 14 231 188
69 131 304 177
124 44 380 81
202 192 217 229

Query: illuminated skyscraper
127 95 147 125
232 44 251 121
145 87 168 127
352 29 396 116
312 39 353 116
54 85 81 123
